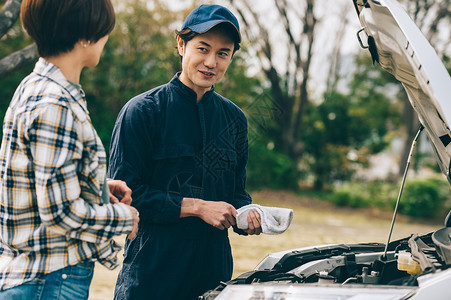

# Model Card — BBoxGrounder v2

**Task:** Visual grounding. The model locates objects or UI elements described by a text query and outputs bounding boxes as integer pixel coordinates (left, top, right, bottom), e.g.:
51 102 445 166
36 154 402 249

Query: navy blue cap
181 4 241 43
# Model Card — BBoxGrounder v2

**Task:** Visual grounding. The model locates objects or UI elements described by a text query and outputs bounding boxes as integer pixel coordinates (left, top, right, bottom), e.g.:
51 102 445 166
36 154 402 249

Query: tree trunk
0 0 36 77
0 0 22 38
0 43 37 78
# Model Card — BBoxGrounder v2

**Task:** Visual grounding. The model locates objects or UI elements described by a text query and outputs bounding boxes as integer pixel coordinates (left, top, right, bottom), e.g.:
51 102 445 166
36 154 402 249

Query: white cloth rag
236 204 293 235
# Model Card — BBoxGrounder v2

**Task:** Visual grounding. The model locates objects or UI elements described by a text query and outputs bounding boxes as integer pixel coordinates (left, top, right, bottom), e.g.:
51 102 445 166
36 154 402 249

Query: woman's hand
127 206 140 240
107 179 132 205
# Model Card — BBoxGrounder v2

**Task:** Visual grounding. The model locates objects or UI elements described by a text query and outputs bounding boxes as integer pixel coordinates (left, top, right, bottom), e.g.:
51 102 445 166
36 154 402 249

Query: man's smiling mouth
199 70 215 76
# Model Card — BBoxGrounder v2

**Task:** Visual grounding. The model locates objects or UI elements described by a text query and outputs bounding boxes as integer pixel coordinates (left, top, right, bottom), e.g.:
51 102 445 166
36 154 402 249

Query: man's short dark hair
21 0 116 58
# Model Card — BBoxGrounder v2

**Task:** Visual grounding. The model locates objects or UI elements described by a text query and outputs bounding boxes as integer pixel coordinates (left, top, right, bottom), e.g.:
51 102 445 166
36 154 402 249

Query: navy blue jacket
109 74 252 299
108 73 251 236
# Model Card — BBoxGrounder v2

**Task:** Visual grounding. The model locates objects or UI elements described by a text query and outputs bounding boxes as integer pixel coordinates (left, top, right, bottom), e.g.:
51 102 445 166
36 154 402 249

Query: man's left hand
107 179 132 205
244 209 262 235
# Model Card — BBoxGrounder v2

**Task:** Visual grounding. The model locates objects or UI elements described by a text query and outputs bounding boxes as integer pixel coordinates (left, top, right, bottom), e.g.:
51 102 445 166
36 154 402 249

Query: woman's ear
176 36 185 56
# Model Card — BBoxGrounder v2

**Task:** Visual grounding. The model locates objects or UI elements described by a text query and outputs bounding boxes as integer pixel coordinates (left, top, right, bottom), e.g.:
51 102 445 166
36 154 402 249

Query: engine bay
201 229 451 299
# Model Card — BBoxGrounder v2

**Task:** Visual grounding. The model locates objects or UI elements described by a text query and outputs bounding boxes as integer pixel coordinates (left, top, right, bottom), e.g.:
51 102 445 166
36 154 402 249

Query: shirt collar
170 72 215 104
33 57 88 113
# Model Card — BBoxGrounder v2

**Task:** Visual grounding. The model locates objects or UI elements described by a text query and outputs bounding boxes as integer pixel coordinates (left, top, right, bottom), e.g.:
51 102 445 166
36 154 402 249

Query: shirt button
62 274 68 279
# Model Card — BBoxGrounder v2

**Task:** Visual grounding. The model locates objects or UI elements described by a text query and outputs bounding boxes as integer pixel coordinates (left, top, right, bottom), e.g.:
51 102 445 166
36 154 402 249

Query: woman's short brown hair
21 0 115 57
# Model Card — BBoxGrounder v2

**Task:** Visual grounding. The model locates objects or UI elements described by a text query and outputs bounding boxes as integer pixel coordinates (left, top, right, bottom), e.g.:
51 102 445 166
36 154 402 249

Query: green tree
0 0 291 190
229 0 319 162
302 54 401 190
81 0 183 148
305 0 451 190
82 0 262 154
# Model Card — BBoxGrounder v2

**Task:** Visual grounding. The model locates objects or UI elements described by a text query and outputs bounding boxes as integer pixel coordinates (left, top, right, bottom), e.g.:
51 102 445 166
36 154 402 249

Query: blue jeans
0 261 94 300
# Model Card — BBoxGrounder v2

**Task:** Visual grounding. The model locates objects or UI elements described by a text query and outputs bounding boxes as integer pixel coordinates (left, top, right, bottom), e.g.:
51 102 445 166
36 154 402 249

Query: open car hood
353 0 451 183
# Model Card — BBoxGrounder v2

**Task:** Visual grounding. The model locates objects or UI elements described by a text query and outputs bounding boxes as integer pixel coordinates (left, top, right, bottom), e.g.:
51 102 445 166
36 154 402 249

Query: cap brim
187 20 241 43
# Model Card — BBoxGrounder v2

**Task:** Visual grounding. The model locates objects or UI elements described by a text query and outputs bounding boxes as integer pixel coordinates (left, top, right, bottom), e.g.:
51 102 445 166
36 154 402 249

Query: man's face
177 27 235 100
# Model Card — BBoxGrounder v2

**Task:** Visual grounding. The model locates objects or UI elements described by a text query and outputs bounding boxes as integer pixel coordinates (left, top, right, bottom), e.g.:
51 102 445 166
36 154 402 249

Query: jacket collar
170 72 215 104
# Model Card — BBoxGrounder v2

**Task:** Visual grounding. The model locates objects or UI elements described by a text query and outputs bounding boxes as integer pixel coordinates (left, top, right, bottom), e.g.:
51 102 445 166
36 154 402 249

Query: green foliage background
330 176 451 220
1 0 451 220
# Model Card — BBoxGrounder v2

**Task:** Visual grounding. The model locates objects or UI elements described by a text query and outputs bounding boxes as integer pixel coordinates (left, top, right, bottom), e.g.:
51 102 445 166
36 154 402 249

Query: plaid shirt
0 58 134 291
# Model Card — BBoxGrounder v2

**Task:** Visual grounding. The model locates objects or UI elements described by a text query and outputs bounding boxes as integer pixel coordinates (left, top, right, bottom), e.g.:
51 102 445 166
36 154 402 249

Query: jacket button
62 274 67 279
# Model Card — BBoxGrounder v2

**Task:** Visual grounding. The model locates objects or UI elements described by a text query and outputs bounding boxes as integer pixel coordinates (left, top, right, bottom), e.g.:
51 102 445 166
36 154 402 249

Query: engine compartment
200 230 451 299
289 232 446 286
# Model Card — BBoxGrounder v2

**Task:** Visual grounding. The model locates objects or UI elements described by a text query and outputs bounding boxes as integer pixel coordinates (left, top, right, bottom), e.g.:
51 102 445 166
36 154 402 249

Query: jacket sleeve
108 97 184 224
231 113 252 235
29 103 134 243
232 113 252 209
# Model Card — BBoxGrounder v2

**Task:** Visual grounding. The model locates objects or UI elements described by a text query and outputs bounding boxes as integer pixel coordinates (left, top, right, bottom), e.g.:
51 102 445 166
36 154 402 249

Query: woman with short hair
0 1 139 299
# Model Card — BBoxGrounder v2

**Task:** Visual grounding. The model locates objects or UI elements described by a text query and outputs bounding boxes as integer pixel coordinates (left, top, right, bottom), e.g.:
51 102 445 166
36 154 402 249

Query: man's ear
176 36 185 56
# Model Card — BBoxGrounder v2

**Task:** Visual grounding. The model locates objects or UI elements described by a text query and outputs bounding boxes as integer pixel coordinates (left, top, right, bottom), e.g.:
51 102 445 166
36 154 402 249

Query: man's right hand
127 206 140 239
180 198 237 230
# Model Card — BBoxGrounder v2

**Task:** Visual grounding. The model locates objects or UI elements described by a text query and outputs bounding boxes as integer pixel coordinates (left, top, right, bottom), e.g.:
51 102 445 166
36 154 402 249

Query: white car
201 0 451 299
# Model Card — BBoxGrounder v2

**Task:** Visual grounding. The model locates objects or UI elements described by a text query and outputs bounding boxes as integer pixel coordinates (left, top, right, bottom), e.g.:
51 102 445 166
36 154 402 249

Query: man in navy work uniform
109 4 262 300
